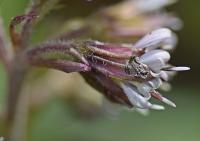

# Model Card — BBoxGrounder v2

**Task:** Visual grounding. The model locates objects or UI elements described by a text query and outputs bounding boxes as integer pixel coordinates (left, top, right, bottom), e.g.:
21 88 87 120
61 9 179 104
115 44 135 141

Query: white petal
140 50 170 72
160 70 177 81
140 50 170 63
160 71 169 81
162 97 176 107
133 28 174 50
162 33 178 50
135 108 150 116
121 83 152 109
136 0 177 12
163 66 190 71
148 78 163 89
136 78 162 99
137 83 152 99
150 104 165 110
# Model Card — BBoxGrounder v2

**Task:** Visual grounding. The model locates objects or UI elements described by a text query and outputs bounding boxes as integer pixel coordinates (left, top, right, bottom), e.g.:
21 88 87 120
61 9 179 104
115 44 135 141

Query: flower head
80 28 190 111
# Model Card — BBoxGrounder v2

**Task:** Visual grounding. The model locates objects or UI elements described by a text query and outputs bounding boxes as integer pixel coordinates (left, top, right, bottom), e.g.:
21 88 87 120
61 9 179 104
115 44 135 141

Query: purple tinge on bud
82 41 151 81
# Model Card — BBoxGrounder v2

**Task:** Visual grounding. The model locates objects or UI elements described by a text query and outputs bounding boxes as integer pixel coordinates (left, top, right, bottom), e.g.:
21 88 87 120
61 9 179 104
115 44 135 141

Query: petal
137 83 152 100
162 66 190 71
162 97 176 107
133 28 174 50
134 108 149 115
150 104 165 110
162 33 178 50
160 71 169 81
147 78 162 89
136 0 177 12
160 70 177 81
150 91 176 107
140 50 170 72
136 78 162 99
121 83 153 109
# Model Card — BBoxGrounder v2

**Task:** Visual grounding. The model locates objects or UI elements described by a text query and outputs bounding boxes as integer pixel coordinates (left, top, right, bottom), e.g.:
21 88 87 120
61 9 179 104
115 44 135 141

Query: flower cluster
27 28 189 113
0 1 191 140
0 0 190 120
80 28 189 112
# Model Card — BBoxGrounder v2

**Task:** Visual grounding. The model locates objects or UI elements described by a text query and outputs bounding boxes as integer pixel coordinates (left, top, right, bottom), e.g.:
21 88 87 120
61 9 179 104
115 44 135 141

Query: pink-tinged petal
133 28 174 50
162 66 190 71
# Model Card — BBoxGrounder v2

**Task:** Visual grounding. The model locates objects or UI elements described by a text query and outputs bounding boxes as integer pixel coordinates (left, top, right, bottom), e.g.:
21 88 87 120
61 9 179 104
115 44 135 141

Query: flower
22 0 189 114
80 28 190 112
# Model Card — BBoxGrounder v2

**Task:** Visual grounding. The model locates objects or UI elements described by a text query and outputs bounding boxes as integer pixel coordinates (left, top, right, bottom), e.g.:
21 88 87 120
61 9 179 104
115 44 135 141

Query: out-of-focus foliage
27 87 200 141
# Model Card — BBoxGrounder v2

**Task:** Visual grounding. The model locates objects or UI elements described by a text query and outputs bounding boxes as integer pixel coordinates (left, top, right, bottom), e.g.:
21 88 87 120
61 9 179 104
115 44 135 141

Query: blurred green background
0 0 200 141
